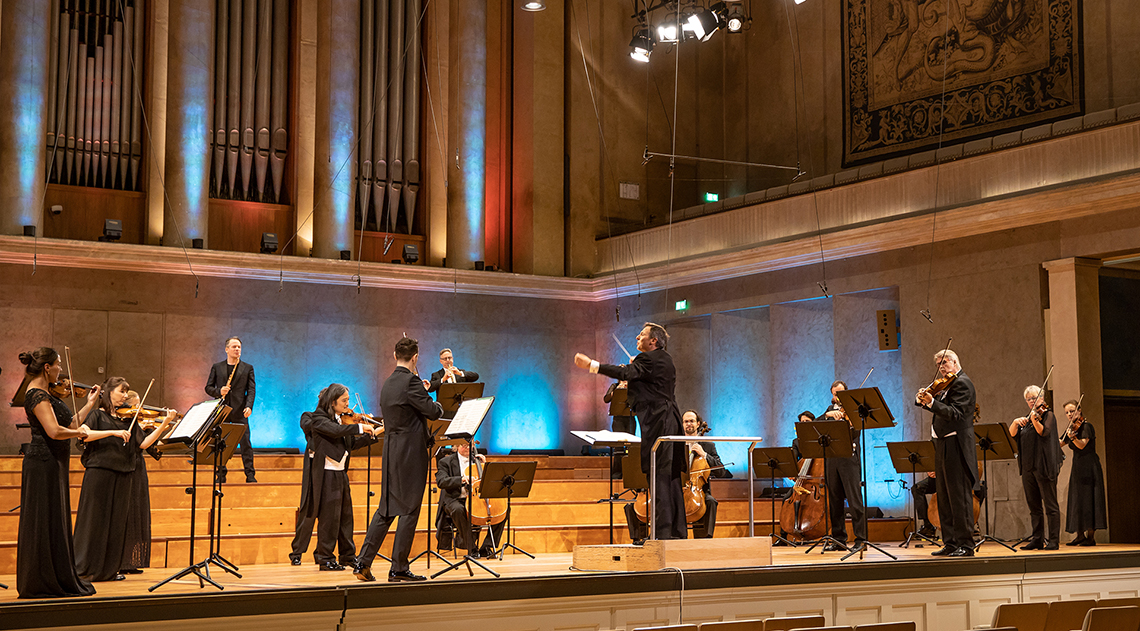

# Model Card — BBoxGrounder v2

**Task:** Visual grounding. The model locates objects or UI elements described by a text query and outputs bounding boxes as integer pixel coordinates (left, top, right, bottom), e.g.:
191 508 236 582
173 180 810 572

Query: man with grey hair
575 323 686 540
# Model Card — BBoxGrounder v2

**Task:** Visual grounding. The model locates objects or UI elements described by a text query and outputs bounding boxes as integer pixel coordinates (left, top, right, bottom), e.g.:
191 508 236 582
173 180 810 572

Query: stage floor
4 541 1140 630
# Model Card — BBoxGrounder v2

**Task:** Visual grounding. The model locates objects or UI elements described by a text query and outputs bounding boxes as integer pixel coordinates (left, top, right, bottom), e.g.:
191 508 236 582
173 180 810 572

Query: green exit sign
675 299 689 311
704 192 719 202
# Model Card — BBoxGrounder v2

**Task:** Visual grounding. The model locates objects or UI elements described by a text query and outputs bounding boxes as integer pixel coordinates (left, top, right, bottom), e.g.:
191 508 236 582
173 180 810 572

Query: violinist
16 347 97 599
682 410 729 538
119 390 173 575
205 336 257 484
1008 385 1062 550
290 384 381 570
915 349 978 558
821 380 867 553
1060 400 1106 546
73 377 176 582
436 442 507 558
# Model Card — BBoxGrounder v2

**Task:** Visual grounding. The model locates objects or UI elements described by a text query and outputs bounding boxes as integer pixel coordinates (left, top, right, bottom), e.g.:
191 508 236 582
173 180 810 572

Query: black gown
1062 422 1107 532
17 388 96 598
73 409 146 581
122 444 161 571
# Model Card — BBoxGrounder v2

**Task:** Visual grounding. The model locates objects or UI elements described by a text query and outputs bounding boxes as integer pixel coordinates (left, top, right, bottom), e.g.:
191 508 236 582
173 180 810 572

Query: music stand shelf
836 387 898 561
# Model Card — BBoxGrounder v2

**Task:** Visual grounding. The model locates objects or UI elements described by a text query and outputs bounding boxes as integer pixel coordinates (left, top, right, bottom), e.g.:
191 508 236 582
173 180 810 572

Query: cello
778 456 828 541
466 450 508 527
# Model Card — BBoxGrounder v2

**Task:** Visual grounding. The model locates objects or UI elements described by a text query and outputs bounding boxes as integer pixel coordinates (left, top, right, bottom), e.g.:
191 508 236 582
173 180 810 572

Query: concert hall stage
4 543 1140 631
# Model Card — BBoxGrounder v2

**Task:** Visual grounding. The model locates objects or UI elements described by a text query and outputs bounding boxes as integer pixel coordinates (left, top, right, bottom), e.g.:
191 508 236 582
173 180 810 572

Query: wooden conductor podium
573 537 772 572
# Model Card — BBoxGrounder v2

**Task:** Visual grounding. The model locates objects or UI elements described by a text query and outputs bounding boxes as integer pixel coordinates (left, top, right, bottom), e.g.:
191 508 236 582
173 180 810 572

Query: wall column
0 0 51 236
446 0 486 269
1043 257 1105 538
163 0 214 248
146 0 170 245
310 0 358 260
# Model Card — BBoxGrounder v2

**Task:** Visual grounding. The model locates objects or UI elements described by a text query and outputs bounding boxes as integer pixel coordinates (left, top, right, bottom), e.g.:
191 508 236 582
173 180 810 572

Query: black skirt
73 467 134 581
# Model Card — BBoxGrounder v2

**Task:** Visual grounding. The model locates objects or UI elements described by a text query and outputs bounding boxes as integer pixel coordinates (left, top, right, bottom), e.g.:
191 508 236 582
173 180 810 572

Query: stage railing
648 435 764 541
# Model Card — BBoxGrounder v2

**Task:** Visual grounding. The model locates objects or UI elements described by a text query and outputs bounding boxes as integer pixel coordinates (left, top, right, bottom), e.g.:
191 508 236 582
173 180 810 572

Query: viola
49 376 95 399
918 372 957 401
341 410 384 429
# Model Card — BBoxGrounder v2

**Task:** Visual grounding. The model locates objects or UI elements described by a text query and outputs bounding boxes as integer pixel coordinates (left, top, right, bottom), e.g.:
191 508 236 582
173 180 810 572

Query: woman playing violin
117 390 176 574
15 347 99 598
1008 385 1062 550
1060 400 1106 546
73 377 176 581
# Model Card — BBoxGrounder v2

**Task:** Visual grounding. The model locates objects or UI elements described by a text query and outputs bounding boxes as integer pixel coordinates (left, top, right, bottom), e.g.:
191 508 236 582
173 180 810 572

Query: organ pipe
269 0 288 201
254 0 271 200
213 0 229 196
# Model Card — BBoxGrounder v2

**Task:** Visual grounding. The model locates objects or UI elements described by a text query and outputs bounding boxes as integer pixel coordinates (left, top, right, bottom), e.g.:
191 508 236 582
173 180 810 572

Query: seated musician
776 410 816 546
436 442 507 559
911 471 987 539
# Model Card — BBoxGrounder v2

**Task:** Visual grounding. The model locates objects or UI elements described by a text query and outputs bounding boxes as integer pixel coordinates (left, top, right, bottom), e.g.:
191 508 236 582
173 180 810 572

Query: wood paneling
353 230 426 265
208 199 296 254
42 184 146 243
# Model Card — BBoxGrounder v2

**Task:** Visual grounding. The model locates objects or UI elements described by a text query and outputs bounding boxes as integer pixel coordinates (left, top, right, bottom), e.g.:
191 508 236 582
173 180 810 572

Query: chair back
1044 599 1098 631
1096 597 1140 609
763 616 827 631
700 621 764 631
794 627 851 631
1081 606 1140 631
855 623 916 631
992 601 1049 631
633 625 698 631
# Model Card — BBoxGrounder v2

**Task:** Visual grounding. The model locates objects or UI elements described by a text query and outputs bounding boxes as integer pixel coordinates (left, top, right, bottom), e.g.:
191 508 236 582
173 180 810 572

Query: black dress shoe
111 573 127 581
478 548 497 559
948 547 975 557
1043 541 1059 550
318 560 346 571
388 570 427 582
823 542 848 552
121 568 143 575
246 474 258 483
931 544 956 556
1066 534 1087 546
1079 539 1096 547
290 557 302 566
353 564 376 582
1020 540 1044 551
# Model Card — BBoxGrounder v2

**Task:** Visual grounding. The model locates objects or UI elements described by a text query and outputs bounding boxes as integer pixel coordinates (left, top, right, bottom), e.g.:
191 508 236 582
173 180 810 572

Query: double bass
778 456 828 541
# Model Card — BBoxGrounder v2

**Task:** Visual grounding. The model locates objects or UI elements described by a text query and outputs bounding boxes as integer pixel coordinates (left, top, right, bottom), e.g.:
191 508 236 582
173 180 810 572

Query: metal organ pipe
358 0 375 228
401 0 421 234
108 6 123 187
240 0 256 196
213 0 229 195
128 0 144 190
370 0 390 235
254 0 271 200
226 0 242 194
98 13 112 187
269 0 288 202
117 3 133 189
64 5 80 181
385 0 405 233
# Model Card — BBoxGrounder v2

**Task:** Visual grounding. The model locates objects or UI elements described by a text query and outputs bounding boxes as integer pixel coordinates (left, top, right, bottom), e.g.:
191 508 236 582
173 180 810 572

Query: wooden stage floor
4 540 1140 630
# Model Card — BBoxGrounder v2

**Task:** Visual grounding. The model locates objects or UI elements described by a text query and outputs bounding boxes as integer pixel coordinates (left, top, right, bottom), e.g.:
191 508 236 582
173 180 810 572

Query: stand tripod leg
148 561 224 592
973 452 1017 553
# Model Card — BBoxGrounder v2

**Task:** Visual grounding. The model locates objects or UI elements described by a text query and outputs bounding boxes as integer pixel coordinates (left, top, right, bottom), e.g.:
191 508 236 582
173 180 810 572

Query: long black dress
121 444 161 571
1062 422 1107 532
17 388 96 598
73 409 146 581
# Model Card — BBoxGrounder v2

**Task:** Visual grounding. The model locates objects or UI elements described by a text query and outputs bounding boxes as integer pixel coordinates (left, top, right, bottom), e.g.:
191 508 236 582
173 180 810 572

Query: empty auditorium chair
794 627 851 631
700 620 764 631
1080 606 1140 631
1097 597 1140 609
855 623 916 631
1044 599 1098 631
763 616 827 631
633 625 698 631
991 602 1049 631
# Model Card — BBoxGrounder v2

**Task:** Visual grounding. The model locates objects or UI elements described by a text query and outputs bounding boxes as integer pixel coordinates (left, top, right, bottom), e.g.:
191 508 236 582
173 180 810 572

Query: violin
917 372 957 402
114 404 179 430
341 410 384 429
49 376 95 399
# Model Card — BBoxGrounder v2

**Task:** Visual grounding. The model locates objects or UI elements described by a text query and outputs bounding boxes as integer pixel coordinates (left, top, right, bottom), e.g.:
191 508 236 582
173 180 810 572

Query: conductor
575 323 687 540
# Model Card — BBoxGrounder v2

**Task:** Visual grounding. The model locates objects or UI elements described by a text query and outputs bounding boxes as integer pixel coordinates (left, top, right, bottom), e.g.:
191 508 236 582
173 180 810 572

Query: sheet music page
445 396 494 437
167 400 221 441
571 430 640 444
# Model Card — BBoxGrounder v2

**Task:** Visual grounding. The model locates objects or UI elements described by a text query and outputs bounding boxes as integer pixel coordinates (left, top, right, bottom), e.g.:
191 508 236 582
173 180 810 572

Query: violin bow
125 378 157 440
1030 365 1056 410
63 346 80 421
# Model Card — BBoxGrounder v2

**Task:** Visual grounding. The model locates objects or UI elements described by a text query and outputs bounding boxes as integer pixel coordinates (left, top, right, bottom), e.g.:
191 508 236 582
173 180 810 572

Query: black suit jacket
297 410 376 519
205 360 256 419
378 366 444 516
436 452 472 507
427 367 480 393
598 348 684 476
919 372 979 486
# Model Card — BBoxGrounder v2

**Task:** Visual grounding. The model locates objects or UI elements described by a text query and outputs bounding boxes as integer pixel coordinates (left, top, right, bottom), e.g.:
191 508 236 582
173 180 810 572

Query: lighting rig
630 0 806 63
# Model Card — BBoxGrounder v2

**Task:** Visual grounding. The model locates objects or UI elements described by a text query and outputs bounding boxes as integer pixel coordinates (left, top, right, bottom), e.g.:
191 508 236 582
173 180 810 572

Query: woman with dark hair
1060 399 1106 546
292 384 381 570
73 377 176 581
16 347 99 598
119 389 171 574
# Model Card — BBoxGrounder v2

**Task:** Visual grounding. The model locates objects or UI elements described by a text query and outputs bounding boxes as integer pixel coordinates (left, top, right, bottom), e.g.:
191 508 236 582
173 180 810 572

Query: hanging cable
920 5 955 324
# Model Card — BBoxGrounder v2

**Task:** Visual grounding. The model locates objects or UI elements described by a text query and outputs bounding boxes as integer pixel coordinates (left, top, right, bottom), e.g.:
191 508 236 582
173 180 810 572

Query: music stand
886 441 939 548
836 387 898 561
973 423 1018 552
436 382 484 418
795 420 854 555
572 430 640 544
753 447 800 545
607 388 631 417
150 402 239 592
411 419 462 567
432 396 499 579
351 437 392 564
479 461 538 559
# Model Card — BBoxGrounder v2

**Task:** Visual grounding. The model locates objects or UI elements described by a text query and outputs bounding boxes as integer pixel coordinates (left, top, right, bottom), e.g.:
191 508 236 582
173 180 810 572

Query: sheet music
571 430 640 444
167 399 222 441
444 396 495 438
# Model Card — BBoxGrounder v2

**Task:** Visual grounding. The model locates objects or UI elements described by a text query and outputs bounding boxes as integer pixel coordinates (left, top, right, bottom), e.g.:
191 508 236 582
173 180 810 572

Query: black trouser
289 511 316 562
441 497 506 553
934 436 974 549
651 451 687 540
314 470 356 565
219 420 255 478
691 493 717 539
826 454 865 543
1022 468 1060 545
357 502 422 573
913 475 937 528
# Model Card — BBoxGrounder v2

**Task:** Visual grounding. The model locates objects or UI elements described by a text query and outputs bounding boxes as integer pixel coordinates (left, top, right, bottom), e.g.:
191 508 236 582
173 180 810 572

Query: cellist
436 442 508 559
682 410 730 538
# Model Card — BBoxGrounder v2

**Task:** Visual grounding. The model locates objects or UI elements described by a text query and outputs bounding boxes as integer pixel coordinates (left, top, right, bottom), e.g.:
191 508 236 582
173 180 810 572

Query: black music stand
352 438 392 564
436 382 484 418
973 423 1018 552
795 419 854 555
150 409 241 592
480 461 538 559
836 387 898 561
411 419 463 567
886 441 939 549
572 430 640 544
753 447 800 546
432 397 499 579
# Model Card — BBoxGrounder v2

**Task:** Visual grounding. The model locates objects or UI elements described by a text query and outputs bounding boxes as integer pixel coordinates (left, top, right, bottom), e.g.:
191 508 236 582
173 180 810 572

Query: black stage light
23 225 36 237
402 244 419 264
474 260 485 271
685 6 720 41
99 219 123 242
726 2 745 32
192 238 204 249
260 232 279 254
340 250 351 260
630 26 655 63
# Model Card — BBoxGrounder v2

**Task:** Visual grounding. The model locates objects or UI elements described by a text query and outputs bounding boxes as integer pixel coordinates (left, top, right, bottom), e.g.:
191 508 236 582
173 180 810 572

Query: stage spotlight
402 244 419 264
100 219 122 242
795 0 806 4
726 3 745 32
339 250 351 260
260 232 278 254
630 27 655 63
656 20 679 43
521 0 545 10
685 6 720 42
23 225 36 237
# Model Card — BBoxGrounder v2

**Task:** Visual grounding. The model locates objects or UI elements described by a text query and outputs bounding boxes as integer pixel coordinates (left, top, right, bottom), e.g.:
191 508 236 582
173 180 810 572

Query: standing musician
205 336 257 483
575 322 687 540
821 380 866 552
354 337 444 582
915 349 978 558
436 442 508 558
290 384 381 570
681 409 729 538
1009 385 1062 550
1060 399 1106 546
427 348 480 393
